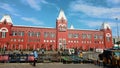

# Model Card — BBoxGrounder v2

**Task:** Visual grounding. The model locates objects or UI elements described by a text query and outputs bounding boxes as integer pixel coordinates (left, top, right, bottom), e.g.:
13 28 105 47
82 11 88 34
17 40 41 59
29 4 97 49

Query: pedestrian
33 50 38 66
79 52 83 58
3 47 6 54
41 49 44 55
58 51 60 55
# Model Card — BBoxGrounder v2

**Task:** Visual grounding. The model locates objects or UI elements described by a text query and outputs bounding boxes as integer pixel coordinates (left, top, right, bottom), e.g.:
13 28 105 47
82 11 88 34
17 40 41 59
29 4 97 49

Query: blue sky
0 0 120 36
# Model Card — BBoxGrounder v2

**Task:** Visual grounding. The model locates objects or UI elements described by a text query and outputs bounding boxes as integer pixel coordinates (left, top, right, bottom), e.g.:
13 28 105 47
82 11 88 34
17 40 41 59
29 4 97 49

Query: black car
9 53 28 63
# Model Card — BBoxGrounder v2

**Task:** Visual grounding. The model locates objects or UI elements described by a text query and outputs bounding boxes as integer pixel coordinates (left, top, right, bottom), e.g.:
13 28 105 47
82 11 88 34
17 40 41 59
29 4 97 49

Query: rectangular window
68 33 72 38
82 34 86 39
28 32 33 37
51 33 55 38
99 35 103 39
36 32 40 37
21 31 24 36
94 34 98 39
18 32 20 36
18 31 24 36
12 31 17 36
106 37 110 42
2 32 6 38
44 32 49 38
87 34 92 39
31 32 34 36
74 34 79 38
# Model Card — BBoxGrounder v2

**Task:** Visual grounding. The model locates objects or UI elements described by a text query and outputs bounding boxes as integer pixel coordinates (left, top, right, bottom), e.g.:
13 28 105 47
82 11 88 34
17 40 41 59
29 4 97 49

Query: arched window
62 24 66 31
0 27 8 38
58 24 62 31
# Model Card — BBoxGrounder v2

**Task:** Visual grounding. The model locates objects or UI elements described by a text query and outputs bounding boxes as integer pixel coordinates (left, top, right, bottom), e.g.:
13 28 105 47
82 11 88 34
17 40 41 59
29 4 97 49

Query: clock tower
56 9 68 50
101 23 113 48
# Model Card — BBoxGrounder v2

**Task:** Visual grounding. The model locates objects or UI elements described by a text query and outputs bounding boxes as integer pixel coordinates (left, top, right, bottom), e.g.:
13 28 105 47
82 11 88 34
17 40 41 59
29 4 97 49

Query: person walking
33 50 38 66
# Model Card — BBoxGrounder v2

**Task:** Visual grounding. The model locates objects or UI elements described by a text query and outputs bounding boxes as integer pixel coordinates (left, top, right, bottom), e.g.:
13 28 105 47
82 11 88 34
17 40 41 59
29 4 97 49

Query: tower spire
101 22 111 30
57 9 67 20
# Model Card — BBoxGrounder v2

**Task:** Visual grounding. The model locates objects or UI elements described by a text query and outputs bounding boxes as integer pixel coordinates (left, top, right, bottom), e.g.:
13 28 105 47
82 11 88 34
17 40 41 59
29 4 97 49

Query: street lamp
115 18 120 49
115 18 119 42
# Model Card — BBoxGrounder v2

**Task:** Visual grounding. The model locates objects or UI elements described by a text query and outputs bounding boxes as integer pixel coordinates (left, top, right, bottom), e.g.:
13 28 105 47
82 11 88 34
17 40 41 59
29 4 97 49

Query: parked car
102 48 120 67
27 54 34 62
0 54 9 63
61 56 72 64
9 53 28 63
69 55 83 63
49 54 61 62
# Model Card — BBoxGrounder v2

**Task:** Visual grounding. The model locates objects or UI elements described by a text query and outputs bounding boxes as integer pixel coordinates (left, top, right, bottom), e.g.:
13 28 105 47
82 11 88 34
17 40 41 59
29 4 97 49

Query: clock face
106 33 111 37
58 24 66 31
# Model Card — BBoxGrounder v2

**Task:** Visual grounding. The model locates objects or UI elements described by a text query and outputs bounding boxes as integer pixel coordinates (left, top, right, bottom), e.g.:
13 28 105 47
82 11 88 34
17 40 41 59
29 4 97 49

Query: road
0 63 102 68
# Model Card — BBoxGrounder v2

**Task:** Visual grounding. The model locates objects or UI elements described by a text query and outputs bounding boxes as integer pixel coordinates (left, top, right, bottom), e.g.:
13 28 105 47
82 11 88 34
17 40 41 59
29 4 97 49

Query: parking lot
0 63 101 68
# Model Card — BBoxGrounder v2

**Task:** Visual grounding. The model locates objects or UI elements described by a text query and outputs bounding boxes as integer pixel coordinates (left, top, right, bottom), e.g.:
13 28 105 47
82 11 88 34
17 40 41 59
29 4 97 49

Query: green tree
116 41 120 45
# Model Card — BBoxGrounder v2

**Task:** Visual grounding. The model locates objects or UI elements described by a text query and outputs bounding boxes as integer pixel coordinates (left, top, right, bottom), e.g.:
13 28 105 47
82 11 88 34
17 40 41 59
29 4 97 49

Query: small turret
70 25 74 29
0 14 13 24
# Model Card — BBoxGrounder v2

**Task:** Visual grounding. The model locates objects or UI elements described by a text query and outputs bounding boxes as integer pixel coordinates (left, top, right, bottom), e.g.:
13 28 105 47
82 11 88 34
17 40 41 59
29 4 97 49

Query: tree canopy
116 41 120 45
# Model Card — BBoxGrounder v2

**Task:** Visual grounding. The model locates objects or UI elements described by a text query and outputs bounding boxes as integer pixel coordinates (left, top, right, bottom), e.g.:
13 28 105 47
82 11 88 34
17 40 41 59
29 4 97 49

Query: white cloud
110 13 120 19
106 0 120 5
21 0 51 11
0 3 14 12
0 3 20 16
26 0 41 11
79 20 117 28
40 0 49 4
21 0 59 11
21 17 44 25
79 20 119 36
21 0 46 11
69 0 120 19
79 20 102 28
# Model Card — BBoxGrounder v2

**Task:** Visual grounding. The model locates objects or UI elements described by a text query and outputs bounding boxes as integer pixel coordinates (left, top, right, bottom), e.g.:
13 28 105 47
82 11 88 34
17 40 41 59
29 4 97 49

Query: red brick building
0 10 113 51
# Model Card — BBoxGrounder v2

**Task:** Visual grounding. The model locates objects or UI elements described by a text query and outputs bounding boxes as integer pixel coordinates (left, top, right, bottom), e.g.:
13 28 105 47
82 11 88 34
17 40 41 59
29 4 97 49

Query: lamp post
115 18 119 42
115 18 120 49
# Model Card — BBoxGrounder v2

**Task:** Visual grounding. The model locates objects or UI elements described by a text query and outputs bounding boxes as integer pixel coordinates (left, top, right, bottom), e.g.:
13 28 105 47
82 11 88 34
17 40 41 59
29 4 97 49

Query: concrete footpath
0 63 102 68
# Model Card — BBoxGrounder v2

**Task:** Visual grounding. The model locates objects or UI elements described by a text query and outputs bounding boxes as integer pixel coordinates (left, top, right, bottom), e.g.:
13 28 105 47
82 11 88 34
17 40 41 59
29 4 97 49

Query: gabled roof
57 9 67 20
0 14 13 24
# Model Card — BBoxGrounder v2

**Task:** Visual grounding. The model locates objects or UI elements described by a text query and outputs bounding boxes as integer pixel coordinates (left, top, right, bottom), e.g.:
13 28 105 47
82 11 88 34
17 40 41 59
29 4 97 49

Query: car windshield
114 52 120 56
